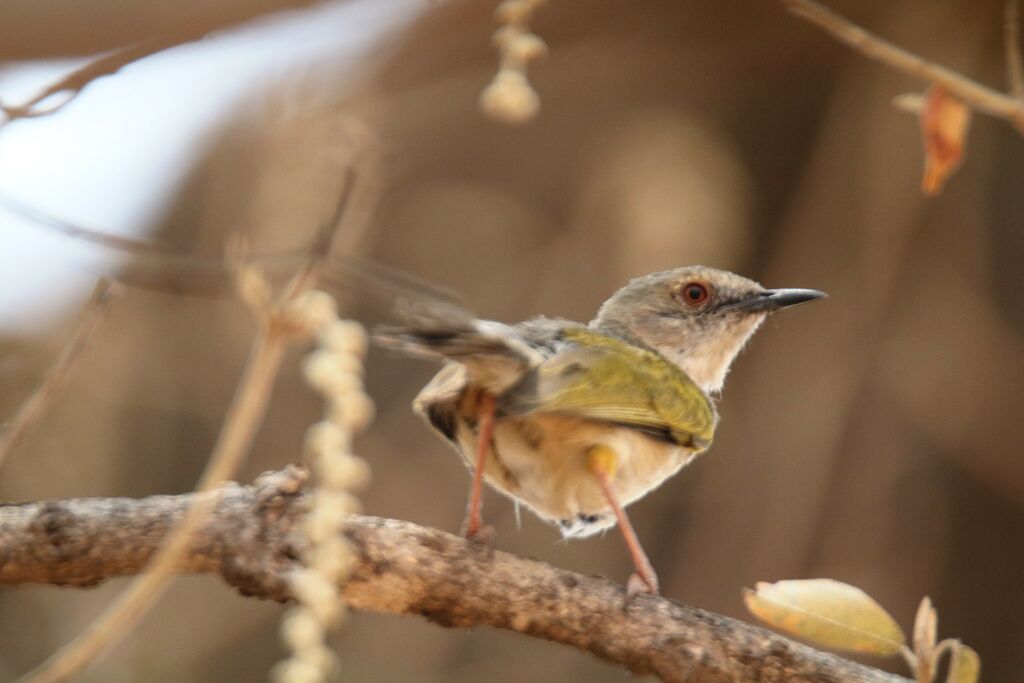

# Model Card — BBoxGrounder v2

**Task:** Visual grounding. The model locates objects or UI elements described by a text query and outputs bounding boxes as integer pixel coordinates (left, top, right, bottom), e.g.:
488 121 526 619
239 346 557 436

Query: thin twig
0 36 190 127
323 126 383 260
0 186 461 311
1007 1 1024 99
18 321 292 683
0 191 312 297
0 191 205 260
275 164 358 304
0 279 117 469
0 133 380 300
0 192 355 299
0 468 910 683
784 0 1024 131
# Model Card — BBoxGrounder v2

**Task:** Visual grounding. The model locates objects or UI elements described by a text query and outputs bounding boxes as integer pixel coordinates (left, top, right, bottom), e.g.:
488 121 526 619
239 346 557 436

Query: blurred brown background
2 0 1023 680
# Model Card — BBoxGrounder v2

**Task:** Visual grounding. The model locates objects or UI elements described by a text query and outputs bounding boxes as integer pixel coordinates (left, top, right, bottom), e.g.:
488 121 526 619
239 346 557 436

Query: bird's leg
463 391 496 542
586 445 659 596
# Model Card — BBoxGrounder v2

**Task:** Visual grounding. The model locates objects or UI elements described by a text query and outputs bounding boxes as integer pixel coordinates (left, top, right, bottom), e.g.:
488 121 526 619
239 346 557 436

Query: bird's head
590 266 825 394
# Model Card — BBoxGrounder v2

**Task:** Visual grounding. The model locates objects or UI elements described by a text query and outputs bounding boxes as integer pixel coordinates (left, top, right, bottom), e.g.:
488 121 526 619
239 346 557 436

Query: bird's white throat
651 314 767 394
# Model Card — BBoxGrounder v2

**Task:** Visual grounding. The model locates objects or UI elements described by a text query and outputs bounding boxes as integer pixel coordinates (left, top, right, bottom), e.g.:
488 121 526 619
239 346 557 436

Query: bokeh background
2 0 1022 680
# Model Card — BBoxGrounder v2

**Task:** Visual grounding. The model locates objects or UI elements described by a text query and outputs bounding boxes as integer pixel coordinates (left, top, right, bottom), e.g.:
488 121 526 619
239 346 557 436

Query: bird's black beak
728 288 827 312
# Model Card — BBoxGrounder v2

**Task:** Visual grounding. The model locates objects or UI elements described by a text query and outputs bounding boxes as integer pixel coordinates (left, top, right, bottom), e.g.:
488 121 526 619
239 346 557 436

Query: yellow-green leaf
946 644 980 683
743 579 906 656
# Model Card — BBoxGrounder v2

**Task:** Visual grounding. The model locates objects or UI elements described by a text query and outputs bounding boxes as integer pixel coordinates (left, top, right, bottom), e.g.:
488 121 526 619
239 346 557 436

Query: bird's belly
454 414 698 537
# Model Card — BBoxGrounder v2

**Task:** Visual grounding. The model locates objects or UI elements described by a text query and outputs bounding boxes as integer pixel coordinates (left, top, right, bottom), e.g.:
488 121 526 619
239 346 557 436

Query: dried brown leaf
920 84 971 195
913 596 938 656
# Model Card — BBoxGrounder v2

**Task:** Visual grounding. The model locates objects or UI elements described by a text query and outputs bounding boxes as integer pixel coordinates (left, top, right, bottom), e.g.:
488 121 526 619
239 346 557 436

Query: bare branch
0 142 377 300
1007 1 1024 99
784 0 1024 130
0 189 463 310
0 36 191 127
0 279 117 468
0 0 317 60
0 467 910 683
0 191 336 272
0 192 314 297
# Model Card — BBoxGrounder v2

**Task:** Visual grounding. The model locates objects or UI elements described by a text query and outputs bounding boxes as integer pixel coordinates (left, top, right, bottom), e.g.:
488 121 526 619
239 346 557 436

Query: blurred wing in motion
375 304 545 394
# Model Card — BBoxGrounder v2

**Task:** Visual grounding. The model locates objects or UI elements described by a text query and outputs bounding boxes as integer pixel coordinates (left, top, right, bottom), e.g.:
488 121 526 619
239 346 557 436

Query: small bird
378 266 824 595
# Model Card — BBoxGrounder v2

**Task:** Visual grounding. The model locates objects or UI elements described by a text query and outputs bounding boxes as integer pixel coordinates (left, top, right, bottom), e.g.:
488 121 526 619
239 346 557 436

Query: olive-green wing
503 328 717 449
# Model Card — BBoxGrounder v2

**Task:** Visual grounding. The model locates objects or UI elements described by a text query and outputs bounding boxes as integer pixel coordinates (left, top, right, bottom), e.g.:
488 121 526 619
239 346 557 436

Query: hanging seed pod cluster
480 0 548 125
272 290 374 683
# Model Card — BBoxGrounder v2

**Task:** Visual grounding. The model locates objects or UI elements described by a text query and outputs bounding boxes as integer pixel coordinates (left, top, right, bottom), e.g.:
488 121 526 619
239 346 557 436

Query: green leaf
744 579 906 656
946 643 980 683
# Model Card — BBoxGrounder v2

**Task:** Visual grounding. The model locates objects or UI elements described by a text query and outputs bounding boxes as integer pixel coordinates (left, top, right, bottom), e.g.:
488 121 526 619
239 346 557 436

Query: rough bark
0 466 908 683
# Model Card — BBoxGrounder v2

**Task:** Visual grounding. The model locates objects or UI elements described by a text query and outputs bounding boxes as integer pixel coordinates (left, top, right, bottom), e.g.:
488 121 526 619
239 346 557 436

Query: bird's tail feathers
374 300 542 392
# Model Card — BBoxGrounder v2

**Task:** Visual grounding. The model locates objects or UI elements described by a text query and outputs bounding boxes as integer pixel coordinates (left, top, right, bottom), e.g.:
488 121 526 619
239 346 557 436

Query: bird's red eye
680 282 709 305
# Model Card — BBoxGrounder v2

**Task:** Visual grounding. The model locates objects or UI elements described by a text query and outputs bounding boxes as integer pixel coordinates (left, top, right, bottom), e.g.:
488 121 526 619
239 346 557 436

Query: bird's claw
626 571 659 598
462 522 496 547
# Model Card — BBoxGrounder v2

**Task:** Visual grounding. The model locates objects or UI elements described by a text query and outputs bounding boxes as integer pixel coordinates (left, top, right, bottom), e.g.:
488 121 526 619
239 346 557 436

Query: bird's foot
462 522 496 547
626 570 659 598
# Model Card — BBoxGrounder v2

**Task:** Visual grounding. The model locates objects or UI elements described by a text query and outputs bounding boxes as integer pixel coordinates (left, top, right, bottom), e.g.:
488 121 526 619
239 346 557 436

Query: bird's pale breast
450 410 699 538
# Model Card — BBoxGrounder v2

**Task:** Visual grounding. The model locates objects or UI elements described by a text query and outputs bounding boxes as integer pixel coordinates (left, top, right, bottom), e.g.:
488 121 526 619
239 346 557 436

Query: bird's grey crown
588 266 771 394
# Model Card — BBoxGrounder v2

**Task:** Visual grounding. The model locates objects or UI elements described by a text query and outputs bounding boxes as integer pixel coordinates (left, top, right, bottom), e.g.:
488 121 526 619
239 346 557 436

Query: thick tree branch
0 467 908 683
